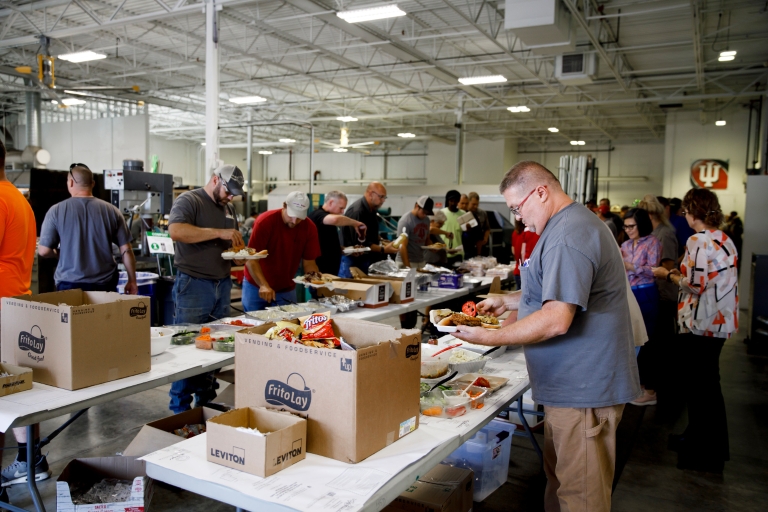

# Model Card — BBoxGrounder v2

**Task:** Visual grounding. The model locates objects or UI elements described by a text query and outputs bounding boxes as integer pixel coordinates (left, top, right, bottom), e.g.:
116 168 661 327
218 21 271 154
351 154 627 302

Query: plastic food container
442 389 470 406
464 385 489 409
421 345 452 379
245 310 292 322
419 397 445 417
195 336 213 350
171 331 197 345
448 349 488 374
150 327 174 356
212 341 235 352
444 400 470 418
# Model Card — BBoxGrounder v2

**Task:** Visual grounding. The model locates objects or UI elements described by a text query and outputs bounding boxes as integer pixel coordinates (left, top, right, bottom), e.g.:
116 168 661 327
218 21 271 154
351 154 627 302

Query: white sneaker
0 456 51 487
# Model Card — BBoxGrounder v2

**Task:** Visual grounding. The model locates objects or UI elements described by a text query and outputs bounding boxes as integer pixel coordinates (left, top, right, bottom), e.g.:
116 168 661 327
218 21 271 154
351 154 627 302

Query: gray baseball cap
216 164 245 196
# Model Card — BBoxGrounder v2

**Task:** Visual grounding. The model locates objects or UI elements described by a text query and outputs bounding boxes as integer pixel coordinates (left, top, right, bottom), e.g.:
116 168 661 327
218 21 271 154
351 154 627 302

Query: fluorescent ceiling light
718 55 735 62
334 148 349 152
336 116 358 122
458 75 506 86
279 138 296 143
200 143 206 146
51 100 58 104
398 133 416 138
569 140 585 145
715 120 726 126
229 95 267 104
719 50 736 57
337 5 406 23
58 50 106 63
548 127 559 133
507 106 530 113
61 98 86 106
259 150 272 155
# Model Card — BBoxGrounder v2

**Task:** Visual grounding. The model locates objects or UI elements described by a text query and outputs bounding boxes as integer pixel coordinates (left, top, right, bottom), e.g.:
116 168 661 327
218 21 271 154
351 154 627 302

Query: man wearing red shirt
243 191 321 310
511 219 540 290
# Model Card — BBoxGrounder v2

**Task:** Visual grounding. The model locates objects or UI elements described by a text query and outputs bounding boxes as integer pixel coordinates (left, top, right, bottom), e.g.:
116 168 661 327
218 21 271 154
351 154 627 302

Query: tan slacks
543 404 625 512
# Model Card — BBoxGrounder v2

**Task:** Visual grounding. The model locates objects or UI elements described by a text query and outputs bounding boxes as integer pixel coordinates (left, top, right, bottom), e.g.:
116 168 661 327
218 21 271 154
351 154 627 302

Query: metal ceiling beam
690 0 704 91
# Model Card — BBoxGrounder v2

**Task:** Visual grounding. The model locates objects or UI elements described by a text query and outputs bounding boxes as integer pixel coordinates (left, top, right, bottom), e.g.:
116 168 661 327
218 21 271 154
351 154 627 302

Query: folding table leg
25 424 46 512
516 396 543 466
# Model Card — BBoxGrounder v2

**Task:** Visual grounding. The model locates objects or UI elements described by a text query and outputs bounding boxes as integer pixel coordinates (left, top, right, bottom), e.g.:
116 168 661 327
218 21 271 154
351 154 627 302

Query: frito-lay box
206 407 307 478
1 290 150 390
235 316 421 463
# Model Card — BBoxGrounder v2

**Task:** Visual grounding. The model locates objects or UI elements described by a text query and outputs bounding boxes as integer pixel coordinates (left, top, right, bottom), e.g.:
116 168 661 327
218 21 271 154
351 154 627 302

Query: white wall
426 141 456 185
664 108 749 217
18 115 149 173
148 135 199 186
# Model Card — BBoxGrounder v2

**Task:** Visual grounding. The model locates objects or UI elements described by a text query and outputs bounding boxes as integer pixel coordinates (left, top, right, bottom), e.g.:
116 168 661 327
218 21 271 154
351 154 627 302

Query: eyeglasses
681 209 690 215
623 223 637 231
371 191 387 201
510 189 536 217
68 163 89 184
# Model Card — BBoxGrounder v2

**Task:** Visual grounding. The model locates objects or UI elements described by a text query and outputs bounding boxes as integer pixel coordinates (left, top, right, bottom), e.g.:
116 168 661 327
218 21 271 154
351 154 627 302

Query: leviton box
234 317 421 463
1 290 150 390
206 407 307 478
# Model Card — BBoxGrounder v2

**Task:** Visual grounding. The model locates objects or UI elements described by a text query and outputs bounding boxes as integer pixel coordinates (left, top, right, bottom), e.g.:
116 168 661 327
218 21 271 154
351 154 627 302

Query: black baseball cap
416 195 434 215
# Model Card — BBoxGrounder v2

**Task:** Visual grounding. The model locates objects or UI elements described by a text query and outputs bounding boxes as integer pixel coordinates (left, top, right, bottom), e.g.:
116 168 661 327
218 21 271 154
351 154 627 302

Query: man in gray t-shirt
167 164 245 413
453 161 640 512
38 164 137 293
395 196 434 268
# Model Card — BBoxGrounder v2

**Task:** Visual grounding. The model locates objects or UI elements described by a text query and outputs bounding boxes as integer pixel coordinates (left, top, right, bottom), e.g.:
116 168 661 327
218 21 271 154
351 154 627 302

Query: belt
631 282 657 291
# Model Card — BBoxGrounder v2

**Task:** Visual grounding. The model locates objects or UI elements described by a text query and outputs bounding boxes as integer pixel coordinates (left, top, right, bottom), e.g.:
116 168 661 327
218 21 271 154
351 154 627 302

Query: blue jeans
168 272 232 414
242 279 297 311
339 255 371 278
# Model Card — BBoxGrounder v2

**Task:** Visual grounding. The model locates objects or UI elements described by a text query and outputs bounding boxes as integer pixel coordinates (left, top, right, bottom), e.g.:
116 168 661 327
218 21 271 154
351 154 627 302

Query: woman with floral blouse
653 188 738 474
621 208 662 334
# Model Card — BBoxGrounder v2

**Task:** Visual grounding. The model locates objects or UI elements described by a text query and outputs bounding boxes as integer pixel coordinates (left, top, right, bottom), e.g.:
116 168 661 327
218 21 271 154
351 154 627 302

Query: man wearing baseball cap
167 164 245 413
243 191 322 310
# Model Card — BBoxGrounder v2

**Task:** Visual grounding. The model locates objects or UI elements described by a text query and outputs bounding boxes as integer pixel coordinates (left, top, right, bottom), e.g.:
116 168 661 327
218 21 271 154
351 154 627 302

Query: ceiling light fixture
279 138 296 143
507 106 530 113
398 133 416 138
336 5 406 23
259 150 272 155
718 50 736 62
51 100 58 105
458 75 507 86
548 127 559 133
570 140 586 145
58 50 107 63
334 148 349 152
61 98 86 106
715 120 726 126
229 95 267 104
336 116 358 122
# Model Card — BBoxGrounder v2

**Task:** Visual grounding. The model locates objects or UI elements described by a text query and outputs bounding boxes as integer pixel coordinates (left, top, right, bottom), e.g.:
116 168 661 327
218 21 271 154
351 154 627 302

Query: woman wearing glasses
653 188 737 473
621 208 662 371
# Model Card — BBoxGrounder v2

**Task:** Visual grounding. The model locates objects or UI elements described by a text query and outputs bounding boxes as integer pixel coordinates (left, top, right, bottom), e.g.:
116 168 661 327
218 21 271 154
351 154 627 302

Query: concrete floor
3 331 767 511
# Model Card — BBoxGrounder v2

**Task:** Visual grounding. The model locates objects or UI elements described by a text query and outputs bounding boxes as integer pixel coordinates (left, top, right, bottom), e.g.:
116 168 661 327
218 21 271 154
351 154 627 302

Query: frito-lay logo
265 373 312 411
18 325 45 355
130 301 148 319
303 314 328 329
405 343 420 359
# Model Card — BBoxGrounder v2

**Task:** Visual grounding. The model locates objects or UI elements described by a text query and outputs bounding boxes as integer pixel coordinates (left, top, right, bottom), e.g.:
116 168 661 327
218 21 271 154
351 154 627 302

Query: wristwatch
666 272 673 282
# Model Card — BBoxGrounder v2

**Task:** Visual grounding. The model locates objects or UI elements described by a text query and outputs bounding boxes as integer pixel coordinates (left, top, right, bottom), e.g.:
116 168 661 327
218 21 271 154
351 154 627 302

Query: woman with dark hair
653 188 738 474
621 208 662 369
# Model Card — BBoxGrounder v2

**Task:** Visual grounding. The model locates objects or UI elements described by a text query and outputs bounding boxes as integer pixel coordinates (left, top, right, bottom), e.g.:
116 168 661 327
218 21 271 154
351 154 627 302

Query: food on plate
462 301 477 317
449 350 480 364
433 309 500 329
222 247 268 258
302 271 332 285
195 331 233 350
472 377 491 389
445 404 467 417
200 326 211 334
224 319 252 327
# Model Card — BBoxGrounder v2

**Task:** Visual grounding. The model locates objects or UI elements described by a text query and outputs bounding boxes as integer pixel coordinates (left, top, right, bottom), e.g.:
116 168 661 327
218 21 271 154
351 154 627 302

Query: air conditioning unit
555 53 597 85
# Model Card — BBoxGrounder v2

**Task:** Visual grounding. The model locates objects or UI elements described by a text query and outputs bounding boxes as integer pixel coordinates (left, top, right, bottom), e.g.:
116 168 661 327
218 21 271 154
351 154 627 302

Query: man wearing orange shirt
0 142 50 503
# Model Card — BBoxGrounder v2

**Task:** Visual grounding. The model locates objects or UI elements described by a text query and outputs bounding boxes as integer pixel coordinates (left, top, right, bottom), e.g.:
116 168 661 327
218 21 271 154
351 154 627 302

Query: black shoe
0 487 10 511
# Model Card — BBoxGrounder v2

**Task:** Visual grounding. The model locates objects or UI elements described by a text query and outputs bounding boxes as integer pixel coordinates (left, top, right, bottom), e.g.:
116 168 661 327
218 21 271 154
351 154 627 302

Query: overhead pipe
24 78 41 147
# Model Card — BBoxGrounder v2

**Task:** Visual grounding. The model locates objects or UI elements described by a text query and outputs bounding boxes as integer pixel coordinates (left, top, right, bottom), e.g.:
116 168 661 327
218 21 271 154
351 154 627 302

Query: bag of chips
301 312 335 340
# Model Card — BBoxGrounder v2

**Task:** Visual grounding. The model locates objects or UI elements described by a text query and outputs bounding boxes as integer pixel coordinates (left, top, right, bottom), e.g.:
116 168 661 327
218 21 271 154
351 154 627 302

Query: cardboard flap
489 277 501 294
350 267 367 279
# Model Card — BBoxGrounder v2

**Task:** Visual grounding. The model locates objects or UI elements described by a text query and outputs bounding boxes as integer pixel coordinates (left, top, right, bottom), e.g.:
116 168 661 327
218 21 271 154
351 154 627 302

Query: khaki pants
543 404 625 512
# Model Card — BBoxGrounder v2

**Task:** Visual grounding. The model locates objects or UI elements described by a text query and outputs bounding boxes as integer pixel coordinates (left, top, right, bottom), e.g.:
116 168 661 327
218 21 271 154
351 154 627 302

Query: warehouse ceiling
0 0 766 151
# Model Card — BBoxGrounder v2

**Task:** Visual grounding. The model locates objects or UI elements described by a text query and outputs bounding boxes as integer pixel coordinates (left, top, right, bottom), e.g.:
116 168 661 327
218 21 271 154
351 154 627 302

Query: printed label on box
399 416 417 438
265 373 312 411
340 358 353 372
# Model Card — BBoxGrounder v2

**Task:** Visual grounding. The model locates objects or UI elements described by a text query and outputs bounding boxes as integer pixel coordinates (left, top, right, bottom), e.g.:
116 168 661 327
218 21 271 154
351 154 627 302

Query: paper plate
221 253 268 260
343 247 371 254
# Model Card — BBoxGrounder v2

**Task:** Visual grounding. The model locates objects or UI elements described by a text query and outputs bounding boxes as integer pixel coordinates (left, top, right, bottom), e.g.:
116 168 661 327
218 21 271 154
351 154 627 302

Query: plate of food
421 243 446 250
294 271 335 289
343 245 371 255
430 302 501 332
221 247 268 260
449 374 509 395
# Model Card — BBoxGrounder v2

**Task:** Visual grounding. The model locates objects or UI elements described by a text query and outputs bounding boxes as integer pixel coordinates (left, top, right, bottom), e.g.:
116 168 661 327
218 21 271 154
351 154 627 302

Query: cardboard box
123 406 224 457
438 273 464 289
0 363 33 397
235 317 421 463
350 268 417 304
477 277 515 299
383 464 474 512
206 407 307 478
57 456 153 512
1 290 150 390
320 279 391 308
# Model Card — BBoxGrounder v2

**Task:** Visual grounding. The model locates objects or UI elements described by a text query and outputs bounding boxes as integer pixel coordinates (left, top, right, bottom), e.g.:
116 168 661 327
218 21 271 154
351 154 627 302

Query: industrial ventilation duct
504 0 576 55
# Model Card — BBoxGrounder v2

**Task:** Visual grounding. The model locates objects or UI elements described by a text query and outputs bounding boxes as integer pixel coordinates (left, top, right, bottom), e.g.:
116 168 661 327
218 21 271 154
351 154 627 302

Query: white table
143 343 530 512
